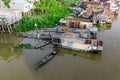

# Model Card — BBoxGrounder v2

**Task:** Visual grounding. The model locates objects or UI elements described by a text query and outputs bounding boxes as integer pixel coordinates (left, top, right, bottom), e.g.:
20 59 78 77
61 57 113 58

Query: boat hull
34 49 58 70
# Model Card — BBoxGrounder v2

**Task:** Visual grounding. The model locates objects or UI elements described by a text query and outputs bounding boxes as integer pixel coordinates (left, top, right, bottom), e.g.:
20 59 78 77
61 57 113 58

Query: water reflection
58 48 102 61
0 48 22 61
0 33 23 45
98 23 112 31
0 33 23 62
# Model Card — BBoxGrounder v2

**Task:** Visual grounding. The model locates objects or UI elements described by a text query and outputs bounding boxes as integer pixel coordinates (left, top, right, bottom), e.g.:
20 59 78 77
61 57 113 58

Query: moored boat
33 40 52 49
34 49 59 70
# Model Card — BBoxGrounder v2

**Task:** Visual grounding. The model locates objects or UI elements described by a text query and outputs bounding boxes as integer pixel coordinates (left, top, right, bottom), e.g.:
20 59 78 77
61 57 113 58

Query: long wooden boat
15 40 52 49
34 49 59 70
33 40 52 49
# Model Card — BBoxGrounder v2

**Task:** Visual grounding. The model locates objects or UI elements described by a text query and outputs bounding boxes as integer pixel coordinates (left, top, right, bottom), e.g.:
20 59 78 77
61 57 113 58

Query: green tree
2 0 10 8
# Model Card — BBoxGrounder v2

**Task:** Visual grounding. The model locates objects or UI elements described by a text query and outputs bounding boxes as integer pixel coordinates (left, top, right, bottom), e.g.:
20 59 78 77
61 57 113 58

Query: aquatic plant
16 43 32 48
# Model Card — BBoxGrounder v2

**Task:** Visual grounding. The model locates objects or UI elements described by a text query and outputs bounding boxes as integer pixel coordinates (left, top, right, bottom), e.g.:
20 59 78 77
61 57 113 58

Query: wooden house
0 8 22 24
109 0 119 12
0 8 22 32
95 10 115 23
9 0 31 13
59 17 93 32
80 7 93 19
103 10 115 23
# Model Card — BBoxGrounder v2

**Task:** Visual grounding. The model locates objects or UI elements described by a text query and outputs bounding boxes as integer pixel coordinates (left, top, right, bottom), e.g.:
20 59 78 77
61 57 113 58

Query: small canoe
34 49 59 70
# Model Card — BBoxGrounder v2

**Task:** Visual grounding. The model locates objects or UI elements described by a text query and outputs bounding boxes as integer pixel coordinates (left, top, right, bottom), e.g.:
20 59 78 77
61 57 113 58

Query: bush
13 0 77 32
16 43 32 48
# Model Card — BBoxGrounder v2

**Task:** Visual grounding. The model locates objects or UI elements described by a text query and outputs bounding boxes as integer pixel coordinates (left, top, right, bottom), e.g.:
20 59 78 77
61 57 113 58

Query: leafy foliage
56 0 80 6
16 43 32 48
13 0 73 32
2 0 10 7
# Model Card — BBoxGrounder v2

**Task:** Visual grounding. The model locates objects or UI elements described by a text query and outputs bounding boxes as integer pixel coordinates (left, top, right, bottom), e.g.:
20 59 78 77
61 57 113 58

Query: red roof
105 11 115 19
103 2 110 8
84 1 100 6
86 7 93 13
83 1 110 8
65 18 92 23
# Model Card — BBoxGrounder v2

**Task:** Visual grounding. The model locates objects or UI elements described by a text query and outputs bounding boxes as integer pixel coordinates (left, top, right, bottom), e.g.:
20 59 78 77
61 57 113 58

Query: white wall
9 1 31 13
0 0 6 8
80 22 93 29
0 9 22 24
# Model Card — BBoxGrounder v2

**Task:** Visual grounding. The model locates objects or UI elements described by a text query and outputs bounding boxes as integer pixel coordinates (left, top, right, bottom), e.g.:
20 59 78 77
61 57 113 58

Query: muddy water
0 14 120 80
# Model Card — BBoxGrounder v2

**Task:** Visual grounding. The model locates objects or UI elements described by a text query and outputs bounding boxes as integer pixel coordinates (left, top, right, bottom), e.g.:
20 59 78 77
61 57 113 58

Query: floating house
101 10 115 23
51 26 102 52
9 0 31 13
60 32 103 52
94 10 115 23
0 8 22 32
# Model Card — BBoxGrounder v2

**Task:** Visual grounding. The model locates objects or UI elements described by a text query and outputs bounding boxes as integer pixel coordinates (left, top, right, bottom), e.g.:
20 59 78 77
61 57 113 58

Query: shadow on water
98 23 112 31
0 33 23 62
58 48 102 61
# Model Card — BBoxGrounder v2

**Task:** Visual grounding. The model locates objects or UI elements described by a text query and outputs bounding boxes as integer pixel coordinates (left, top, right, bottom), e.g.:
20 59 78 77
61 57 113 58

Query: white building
107 0 119 12
26 0 38 2
9 0 31 13
26 0 39 9
0 0 6 8
0 8 22 24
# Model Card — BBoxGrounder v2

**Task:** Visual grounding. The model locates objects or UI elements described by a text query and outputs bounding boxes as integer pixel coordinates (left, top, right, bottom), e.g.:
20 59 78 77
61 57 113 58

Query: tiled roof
105 11 115 19
83 1 100 6
65 18 92 23
86 7 93 13
100 0 108 2
103 2 110 8
83 1 110 8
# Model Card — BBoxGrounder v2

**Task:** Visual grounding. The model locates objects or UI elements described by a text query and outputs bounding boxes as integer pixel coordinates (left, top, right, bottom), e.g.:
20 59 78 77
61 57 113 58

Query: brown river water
0 13 120 80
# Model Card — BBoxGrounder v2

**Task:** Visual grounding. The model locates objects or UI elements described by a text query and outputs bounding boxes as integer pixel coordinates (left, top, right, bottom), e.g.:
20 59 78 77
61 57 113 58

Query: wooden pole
2 25 4 32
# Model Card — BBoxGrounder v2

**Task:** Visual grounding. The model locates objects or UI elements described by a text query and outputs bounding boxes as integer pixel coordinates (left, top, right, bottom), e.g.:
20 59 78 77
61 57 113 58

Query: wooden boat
15 40 52 49
33 40 52 49
34 49 59 70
